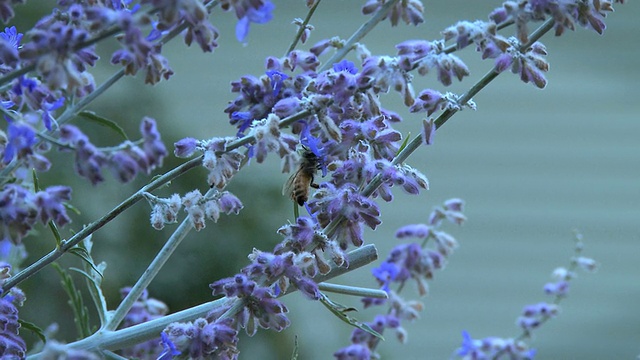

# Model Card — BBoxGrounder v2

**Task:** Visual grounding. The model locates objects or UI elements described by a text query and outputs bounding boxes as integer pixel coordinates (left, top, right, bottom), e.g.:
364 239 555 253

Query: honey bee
283 149 322 206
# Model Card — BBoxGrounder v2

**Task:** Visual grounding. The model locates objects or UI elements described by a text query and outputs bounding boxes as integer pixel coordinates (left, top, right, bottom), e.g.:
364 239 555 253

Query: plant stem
26 244 378 357
1 156 203 293
285 0 322 56
318 0 399 72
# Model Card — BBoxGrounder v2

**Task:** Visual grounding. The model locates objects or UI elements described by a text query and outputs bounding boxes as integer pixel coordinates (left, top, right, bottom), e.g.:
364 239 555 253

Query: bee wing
282 169 301 197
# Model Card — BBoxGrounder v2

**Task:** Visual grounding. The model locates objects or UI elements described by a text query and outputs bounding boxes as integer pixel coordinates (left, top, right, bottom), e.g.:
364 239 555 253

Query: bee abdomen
292 188 308 206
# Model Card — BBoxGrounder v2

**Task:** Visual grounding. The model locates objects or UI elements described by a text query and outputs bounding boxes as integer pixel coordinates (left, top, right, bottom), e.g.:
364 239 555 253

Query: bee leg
310 183 320 189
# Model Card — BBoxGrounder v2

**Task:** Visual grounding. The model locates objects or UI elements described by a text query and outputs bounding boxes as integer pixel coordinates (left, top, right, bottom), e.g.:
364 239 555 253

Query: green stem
26 244 377 357
105 188 212 330
318 0 399 72
0 156 203 293
285 0 322 56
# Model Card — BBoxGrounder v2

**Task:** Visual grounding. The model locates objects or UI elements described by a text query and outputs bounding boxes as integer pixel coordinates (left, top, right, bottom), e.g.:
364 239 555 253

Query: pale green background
12 1 640 359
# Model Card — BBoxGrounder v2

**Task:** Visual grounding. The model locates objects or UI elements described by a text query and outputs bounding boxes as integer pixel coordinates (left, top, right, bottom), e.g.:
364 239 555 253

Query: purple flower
333 59 358 74
421 118 436 145
0 26 21 67
209 274 290 336
543 280 569 297
247 114 297 163
0 288 26 359
109 11 173 84
362 0 424 26
173 137 198 158
266 70 288 97
35 185 72 227
442 20 495 50
454 331 536 360
109 150 139 183
19 21 98 91
163 318 238 360
41 96 65 130
3 122 36 164
158 332 180 360
409 89 445 116
308 183 381 249
140 117 167 170
275 216 318 253
0 1 26 23
184 21 220 52
0 184 63 245
235 1 275 42
334 343 371 360
201 137 245 189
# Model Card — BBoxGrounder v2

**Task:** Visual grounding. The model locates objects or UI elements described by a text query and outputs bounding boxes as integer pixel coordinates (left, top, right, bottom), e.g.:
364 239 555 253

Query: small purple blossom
454 331 536 360
247 114 297 163
0 287 26 359
543 280 569 297
59 124 106 185
421 117 436 145
35 185 72 227
409 89 445 116
173 137 198 158
308 183 381 249
334 343 371 360
243 248 320 299
0 26 21 68
158 332 180 360
109 11 173 84
362 0 424 26
3 122 36 164
150 193 181 230
163 317 238 360
19 21 99 92
201 137 245 189
442 20 496 51
209 274 290 336
234 1 275 42
140 117 168 170
517 302 559 332
0 184 72 245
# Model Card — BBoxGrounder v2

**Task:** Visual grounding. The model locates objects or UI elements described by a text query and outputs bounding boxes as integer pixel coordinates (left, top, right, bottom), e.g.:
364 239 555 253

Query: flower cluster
149 189 243 231
209 274 290 337
57 117 168 185
454 234 598 359
0 0 625 359
162 317 238 360
0 263 25 358
0 184 71 245
334 199 466 358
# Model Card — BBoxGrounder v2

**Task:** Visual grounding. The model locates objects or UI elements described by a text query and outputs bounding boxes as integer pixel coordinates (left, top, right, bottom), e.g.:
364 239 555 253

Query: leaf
69 247 103 279
78 111 128 140
52 263 92 338
319 293 384 341
396 132 411 155
64 202 82 216
75 237 110 327
48 221 62 247
31 170 40 191
18 319 46 343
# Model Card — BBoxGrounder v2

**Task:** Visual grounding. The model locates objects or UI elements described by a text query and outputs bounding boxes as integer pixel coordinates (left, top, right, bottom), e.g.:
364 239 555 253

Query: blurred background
9 1 640 359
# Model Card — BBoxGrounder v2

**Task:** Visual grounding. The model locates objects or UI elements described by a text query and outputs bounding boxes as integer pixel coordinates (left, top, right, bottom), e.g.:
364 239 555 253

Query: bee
283 148 322 206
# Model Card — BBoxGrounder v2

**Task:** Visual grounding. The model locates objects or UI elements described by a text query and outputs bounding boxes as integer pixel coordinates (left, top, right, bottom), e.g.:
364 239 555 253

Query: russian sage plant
0 0 622 359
